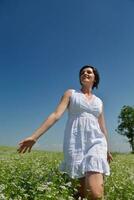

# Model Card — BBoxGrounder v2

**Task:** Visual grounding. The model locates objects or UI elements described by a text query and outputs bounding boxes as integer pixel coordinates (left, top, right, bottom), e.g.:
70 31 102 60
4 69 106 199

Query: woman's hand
107 152 113 163
17 136 36 154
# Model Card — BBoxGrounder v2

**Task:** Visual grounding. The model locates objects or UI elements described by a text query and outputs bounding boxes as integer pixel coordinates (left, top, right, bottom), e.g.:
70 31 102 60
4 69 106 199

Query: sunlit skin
17 67 113 200
80 67 95 95
80 68 95 85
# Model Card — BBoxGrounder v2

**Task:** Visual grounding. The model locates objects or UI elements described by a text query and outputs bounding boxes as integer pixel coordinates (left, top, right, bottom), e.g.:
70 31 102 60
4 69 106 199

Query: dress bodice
68 89 103 118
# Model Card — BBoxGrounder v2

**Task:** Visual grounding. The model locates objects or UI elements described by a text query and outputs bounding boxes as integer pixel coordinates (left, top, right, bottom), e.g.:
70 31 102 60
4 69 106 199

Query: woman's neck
80 86 92 95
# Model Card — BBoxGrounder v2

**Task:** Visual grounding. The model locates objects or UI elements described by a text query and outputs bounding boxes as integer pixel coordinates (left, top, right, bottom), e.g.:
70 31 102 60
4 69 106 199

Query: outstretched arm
17 89 72 153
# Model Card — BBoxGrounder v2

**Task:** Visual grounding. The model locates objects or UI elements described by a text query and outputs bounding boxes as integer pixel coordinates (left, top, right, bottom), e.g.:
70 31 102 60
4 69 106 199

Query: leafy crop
0 147 134 200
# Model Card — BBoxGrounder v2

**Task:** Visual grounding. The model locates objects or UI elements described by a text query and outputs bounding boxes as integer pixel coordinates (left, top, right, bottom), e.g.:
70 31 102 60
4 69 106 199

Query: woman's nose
83 71 87 75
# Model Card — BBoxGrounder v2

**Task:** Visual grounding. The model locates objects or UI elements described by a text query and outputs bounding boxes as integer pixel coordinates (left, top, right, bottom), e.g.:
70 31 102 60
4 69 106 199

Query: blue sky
0 0 134 152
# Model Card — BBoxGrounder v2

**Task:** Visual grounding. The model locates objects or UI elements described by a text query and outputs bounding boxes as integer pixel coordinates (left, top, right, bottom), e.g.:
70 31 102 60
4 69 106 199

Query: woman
18 65 113 200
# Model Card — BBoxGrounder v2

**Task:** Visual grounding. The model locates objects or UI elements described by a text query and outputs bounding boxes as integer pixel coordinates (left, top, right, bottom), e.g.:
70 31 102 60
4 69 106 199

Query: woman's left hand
107 152 113 163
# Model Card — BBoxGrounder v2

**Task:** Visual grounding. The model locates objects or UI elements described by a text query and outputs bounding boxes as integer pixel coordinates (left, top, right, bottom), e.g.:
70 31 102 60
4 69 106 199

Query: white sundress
59 89 110 179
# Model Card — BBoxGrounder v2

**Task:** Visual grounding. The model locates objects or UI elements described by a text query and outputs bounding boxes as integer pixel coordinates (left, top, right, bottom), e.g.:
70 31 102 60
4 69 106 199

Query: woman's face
80 67 95 86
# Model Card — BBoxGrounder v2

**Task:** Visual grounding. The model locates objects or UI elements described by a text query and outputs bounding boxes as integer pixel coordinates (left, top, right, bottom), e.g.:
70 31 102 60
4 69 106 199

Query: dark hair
79 65 100 89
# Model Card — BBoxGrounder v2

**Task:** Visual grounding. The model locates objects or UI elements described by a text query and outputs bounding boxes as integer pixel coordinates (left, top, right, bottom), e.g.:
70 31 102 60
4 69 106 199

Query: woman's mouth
83 76 90 79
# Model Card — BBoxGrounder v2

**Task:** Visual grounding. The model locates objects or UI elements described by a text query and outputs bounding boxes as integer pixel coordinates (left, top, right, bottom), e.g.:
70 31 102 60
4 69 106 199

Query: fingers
17 137 36 154
28 146 32 153
17 143 31 154
109 154 113 161
107 155 113 164
17 145 26 154
17 146 30 154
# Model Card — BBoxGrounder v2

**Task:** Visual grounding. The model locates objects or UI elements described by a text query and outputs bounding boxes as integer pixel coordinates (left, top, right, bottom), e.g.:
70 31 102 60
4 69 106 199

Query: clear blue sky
0 0 134 152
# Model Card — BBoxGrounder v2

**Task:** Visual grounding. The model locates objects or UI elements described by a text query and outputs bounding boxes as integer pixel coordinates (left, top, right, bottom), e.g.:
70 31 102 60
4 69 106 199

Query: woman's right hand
17 136 36 154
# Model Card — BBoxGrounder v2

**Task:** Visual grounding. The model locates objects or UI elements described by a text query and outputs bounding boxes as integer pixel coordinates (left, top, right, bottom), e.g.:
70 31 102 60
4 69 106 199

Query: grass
0 146 134 200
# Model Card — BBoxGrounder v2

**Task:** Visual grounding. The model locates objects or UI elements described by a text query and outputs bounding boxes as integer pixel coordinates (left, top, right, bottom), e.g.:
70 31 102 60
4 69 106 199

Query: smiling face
79 65 100 89
80 67 95 87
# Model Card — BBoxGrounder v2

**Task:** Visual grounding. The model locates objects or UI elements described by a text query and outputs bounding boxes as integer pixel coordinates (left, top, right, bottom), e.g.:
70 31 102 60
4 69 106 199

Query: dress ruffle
60 155 110 179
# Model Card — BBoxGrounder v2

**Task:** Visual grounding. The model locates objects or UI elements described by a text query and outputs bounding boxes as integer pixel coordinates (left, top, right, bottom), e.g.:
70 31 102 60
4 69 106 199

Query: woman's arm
98 106 109 149
30 89 72 141
98 105 113 162
18 89 72 153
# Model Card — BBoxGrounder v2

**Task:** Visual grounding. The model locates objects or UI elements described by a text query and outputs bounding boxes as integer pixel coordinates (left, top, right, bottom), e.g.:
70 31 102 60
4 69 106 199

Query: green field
0 146 134 200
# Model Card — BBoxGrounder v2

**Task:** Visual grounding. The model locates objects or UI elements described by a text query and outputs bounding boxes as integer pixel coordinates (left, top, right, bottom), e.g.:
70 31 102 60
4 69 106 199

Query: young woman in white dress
18 65 113 200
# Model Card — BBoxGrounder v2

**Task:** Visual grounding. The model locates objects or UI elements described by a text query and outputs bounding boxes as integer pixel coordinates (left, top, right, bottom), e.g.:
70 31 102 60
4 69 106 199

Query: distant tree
116 105 134 153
